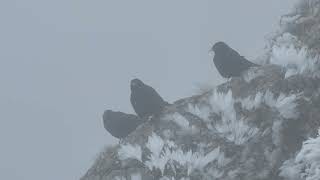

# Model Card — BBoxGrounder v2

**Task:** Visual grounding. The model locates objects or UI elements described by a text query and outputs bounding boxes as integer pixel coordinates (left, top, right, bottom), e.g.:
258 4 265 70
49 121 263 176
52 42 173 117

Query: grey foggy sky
0 0 297 179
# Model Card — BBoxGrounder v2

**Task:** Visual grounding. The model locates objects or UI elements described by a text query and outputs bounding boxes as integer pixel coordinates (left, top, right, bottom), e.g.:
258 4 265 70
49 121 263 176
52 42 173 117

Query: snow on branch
239 90 299 119
184 88 299 145
280 128 320 180
270 33 320 78
118 144 142 162
207 90 259 144
119 133 228 177
189 90 260 145
145 133 227 176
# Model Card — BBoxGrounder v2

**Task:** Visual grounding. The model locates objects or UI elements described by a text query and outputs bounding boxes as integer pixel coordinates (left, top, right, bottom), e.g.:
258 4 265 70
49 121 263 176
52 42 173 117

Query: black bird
210 42 259 78
130 78 168 118
103 110 144 139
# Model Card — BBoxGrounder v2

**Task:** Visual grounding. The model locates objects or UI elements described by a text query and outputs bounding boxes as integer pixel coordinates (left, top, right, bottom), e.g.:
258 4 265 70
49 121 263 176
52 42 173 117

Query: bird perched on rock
103 110 144 139
130 78 169 118
210 41 259 78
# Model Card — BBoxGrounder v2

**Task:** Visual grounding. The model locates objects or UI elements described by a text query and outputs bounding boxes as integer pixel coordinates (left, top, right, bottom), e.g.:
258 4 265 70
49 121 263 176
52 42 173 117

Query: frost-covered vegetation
186 90 260 145
239 90 299 119
269 33 320 78
279 0 320 52
280 129 320 180
268 0 320 78
119 133 228 178
118 144 142 162
185 89 299 145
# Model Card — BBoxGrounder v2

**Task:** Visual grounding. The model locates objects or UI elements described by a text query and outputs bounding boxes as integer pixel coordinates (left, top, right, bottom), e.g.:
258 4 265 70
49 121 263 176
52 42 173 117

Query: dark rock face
103 110 144 139
130 78 168 118
211 42 259 78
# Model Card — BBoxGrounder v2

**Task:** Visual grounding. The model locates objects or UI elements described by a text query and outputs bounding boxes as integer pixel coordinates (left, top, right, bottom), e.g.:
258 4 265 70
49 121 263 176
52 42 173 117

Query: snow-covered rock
81 0 320 179
81 62 320 180
280 129 320 180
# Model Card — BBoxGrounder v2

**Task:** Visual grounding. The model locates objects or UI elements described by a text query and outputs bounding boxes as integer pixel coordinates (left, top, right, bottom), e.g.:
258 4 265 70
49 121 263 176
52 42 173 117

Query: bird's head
130 78 144 90
103 110 113 121
104 110 113 114
211 41 229 52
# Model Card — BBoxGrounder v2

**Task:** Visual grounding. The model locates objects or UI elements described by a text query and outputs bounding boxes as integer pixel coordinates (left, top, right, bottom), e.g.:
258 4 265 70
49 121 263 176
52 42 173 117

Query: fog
0 0 297 179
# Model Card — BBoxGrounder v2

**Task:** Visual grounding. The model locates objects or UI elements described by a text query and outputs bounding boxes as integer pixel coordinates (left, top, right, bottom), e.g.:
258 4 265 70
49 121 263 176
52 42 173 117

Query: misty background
0 0 297 179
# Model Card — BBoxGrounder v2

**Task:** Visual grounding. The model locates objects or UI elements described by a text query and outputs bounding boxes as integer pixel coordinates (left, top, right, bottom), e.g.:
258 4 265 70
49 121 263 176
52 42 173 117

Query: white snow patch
239 91 299 119
145 133 168 174
168 146 226 175
274 93 299 119
216 117 259 145
131 173 142 180
280 129 320 180
185 90 260 145
162 112 192 131
118 144 142 162
146 133 165 157
263 91 299 119
270 34 319 78
209 90 235 117
208 90 259 145
263 90 276 107
144 134 227 176
239 92 264 110
186 103 211 122
272 33 299 49
187 89 298 145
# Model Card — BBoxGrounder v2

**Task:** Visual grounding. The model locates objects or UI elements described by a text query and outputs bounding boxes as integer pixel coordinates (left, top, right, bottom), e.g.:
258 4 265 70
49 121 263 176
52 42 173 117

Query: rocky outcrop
81 0 320 179
81 63 320 179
